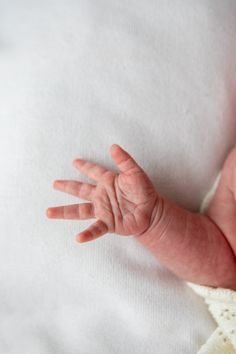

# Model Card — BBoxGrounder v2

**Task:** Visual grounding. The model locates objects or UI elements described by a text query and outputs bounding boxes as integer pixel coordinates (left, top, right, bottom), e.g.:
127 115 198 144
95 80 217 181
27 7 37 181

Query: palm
47 144 158 243
93 168 157 236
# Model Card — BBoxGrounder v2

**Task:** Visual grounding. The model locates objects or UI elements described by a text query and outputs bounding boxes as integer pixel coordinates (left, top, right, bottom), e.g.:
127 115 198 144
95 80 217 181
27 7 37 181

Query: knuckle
92 224 100 234
102 170 116 180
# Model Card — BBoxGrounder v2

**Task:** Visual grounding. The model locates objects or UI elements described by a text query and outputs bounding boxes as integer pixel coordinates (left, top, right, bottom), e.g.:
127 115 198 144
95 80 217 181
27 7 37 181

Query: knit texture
187 171 236 353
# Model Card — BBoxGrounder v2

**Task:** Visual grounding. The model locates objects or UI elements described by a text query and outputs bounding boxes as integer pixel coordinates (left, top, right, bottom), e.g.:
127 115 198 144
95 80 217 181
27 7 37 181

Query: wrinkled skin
47 144 159 243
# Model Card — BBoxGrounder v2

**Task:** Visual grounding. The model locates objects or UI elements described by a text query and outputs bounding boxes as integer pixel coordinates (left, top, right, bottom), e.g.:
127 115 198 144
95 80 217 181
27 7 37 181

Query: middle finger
46 203 95 219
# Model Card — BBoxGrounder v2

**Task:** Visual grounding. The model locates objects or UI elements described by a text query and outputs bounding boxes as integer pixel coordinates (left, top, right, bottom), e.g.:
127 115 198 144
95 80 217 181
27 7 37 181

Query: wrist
135 193 171 240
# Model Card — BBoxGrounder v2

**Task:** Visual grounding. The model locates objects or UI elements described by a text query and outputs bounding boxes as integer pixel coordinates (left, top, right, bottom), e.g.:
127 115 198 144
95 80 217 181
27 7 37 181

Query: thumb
110 144 144 174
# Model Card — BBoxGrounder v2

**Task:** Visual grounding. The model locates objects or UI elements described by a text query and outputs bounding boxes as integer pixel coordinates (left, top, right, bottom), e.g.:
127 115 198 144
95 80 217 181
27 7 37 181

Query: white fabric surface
0 1 236 353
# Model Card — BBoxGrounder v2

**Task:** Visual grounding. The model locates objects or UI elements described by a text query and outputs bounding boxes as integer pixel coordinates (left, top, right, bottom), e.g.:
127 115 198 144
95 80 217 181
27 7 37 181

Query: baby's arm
46 144 236 290
135 190 236 290
136 146 236 290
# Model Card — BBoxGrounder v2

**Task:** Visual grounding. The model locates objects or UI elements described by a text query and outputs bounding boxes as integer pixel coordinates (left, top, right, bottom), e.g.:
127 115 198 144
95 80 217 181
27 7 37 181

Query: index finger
73 159 110 181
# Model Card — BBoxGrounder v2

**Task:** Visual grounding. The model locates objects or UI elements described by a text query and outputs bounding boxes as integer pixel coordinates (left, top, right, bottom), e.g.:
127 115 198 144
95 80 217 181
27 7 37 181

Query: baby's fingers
46 203 95 219
76 220 108 243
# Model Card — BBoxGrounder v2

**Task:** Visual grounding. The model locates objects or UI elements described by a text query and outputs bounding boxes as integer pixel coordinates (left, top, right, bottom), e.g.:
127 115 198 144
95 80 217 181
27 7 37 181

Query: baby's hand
46 144 158 243
46 144 236 288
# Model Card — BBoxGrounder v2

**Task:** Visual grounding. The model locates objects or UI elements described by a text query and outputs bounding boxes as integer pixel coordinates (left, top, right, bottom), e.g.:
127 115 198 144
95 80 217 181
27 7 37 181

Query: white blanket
0 1 236 353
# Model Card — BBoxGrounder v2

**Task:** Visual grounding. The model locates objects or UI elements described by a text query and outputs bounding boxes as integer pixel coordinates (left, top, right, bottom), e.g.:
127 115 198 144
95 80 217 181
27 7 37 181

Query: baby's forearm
135 194 236 290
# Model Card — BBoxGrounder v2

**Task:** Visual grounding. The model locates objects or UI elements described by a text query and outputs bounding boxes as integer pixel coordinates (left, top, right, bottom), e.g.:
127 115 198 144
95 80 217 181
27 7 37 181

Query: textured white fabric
187 172 236 354
1 1 236 353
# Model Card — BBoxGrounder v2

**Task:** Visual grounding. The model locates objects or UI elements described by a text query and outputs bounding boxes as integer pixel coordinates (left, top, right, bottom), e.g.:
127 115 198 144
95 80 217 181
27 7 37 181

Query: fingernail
76 234 83 243
53 180 62 188
46 208 52 217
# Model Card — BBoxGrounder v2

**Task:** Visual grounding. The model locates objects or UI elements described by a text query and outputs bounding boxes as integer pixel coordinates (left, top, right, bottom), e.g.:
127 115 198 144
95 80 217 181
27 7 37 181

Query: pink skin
46 144 236 290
